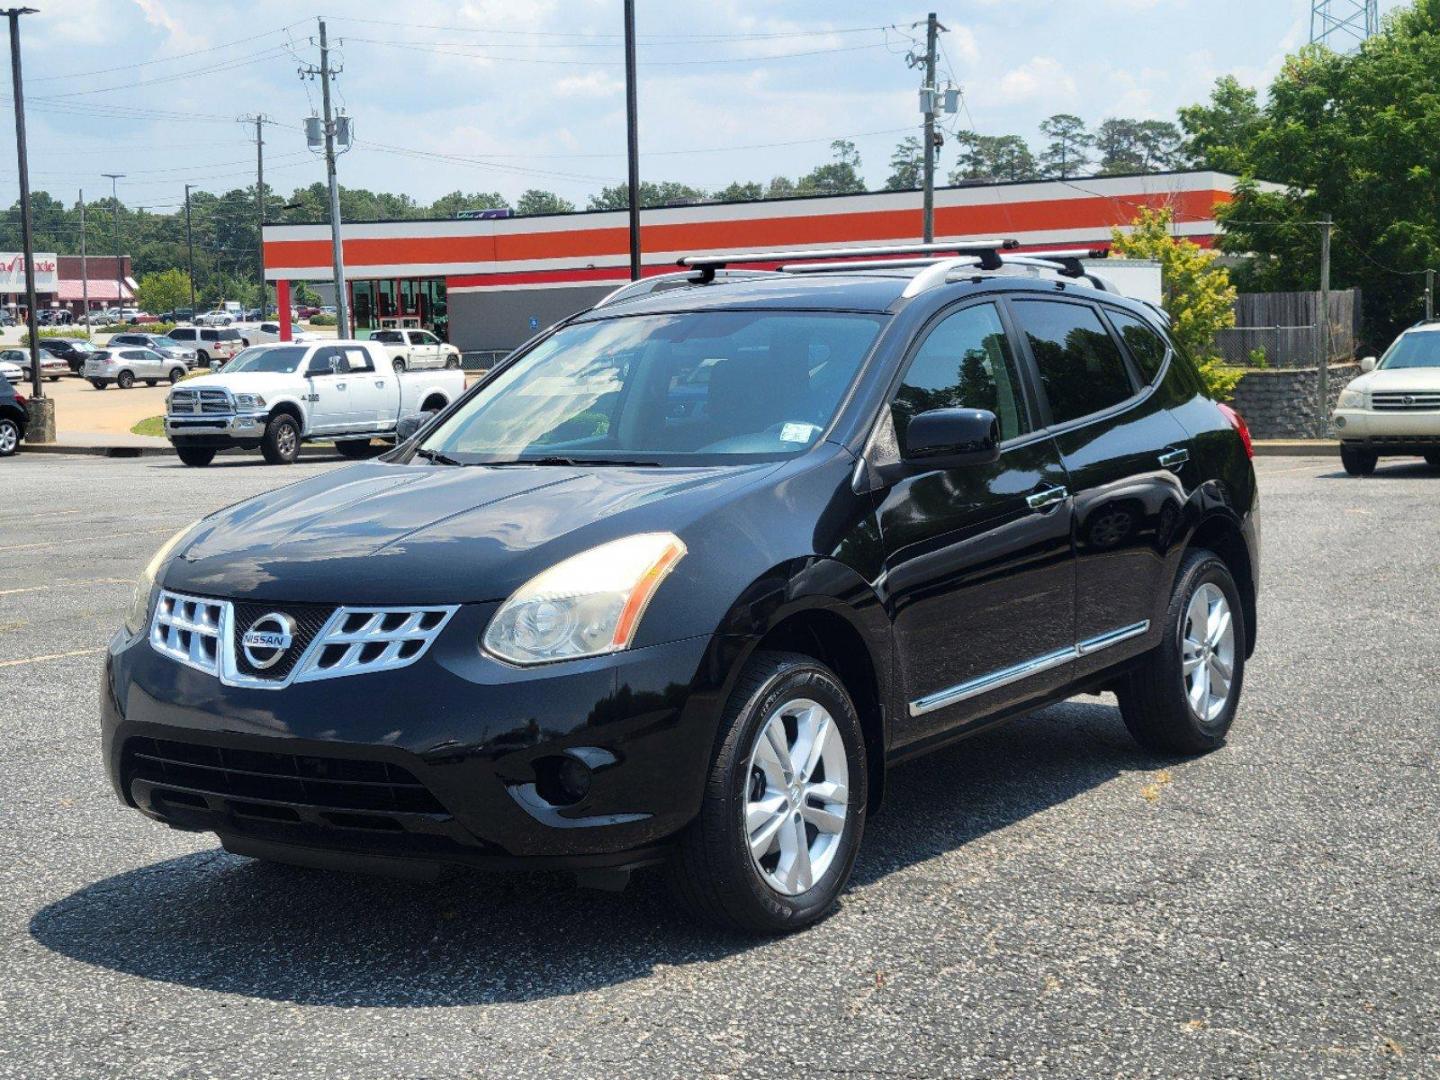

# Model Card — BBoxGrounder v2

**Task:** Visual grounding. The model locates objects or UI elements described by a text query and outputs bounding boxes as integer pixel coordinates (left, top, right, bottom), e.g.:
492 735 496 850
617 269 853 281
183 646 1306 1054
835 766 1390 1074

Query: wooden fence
1213 289 1361 368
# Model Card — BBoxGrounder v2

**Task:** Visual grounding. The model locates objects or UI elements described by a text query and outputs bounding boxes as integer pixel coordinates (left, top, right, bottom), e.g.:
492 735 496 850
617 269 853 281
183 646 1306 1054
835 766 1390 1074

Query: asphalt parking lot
2 452 1437 1079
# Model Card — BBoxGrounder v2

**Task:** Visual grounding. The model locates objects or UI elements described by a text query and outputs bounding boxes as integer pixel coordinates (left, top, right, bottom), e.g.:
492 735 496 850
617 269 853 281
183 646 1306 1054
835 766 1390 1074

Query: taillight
1217 402 1253 459
13 393 26 407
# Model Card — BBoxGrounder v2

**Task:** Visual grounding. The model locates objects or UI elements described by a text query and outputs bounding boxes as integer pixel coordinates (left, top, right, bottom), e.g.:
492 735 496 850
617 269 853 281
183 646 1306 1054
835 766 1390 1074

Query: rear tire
196 351 211 368
1340 444 1377 476
145 379 158 387
90 380 107 390
393 357 406 374
116 370 134 390
176 446 216 467
666 650 867 933
1116 549 1246 756
0 417 20 457
444 355 460 369
168 368 185 384
261 414 300 465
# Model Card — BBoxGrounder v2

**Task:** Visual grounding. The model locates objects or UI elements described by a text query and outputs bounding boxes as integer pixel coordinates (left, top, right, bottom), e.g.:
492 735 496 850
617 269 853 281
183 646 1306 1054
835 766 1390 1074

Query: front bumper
165 412 267 447
101 607 720 871
1332 407 1440 450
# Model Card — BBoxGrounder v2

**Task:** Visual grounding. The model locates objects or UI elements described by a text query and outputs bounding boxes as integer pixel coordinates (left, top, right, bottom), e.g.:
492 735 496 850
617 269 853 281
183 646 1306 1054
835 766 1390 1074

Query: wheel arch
420 391 449 413
266 399 306 435
1185 510 1257 658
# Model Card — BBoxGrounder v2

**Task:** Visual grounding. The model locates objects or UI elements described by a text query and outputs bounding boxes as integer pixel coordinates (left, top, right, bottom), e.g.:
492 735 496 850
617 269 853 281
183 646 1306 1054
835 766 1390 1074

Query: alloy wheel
743 698 849 896
0 420 17 455
277 423 297 457
1181 583 1235 723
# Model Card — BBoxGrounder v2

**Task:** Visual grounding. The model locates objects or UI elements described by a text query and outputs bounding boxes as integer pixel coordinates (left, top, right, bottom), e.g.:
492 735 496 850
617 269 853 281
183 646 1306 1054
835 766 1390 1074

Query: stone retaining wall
1229 362 1358 439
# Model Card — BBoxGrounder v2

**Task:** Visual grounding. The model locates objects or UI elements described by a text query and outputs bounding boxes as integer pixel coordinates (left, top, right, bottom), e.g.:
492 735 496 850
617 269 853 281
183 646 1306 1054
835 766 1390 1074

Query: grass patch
130 415 165 438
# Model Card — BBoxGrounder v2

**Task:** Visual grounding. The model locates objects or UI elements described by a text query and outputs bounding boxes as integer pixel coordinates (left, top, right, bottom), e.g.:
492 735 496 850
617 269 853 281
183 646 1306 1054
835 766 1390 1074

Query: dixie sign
0 253 59 293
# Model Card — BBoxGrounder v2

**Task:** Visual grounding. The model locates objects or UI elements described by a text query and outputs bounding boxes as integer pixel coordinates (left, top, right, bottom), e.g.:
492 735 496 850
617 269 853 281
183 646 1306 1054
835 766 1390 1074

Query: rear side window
218 330 241 341
893 302 1029 444
1011 300 1135 426
170 329 194 341
340 345 373 373
1108 309 1169 384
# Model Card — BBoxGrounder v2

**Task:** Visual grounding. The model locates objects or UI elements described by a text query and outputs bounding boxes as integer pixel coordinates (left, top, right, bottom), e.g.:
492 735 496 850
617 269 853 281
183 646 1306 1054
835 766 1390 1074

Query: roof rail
592 268 770 308
678 240 1019 281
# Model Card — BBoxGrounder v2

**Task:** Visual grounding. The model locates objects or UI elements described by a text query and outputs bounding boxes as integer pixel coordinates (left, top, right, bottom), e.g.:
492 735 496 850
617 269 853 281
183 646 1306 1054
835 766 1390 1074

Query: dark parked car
38 336 102 374
0 373 28 456
101 242 1259 932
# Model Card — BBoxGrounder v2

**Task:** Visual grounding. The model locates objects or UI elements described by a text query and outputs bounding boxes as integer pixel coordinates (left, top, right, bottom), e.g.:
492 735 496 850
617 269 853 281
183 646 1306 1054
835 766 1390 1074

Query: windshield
152 336 181 349
419 310 884 465
223 345 308 374
1379 330 1440 370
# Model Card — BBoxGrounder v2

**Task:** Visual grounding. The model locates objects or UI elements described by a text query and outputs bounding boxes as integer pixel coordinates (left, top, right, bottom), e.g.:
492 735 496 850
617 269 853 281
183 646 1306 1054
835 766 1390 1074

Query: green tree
1038 114 1092 178
426 190 509 217
1135 120 1183 171
1178 75 1264 172
515 189 575 215
713 180 764 202
950 132 1038 182
1095 119 1144 174
587 181 708 210
1213 0 1440 343
796 139 865 195
134 268 191 316
1110 207 1241 398
885 136 924 190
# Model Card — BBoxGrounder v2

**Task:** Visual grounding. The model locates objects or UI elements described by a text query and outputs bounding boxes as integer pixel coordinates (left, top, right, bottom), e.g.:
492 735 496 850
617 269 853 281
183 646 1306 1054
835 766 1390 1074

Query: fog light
533 754 592 806
1334 415 1346 428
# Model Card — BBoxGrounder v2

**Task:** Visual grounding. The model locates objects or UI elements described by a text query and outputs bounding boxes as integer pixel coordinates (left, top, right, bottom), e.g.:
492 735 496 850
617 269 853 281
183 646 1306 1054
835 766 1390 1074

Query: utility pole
921 12 940 243
78 188 89 337
183 183 196 316
1426 268 1434 321
102 172 124 320
622 0 641 280
242 114 269 313
6 6 44 416
312 19 349 337
1317 215 1332 430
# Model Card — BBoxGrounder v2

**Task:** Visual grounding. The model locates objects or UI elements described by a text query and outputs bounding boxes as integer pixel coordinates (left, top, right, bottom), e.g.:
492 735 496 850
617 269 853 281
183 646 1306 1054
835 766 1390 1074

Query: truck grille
124 736 448 815
148 589 458 688
1371 391 1440 411
168 387 232 416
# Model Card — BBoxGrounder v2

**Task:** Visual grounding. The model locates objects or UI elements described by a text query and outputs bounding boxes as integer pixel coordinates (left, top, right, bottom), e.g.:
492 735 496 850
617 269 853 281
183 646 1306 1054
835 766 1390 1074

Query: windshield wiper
414 447 462 466
481 455 661 467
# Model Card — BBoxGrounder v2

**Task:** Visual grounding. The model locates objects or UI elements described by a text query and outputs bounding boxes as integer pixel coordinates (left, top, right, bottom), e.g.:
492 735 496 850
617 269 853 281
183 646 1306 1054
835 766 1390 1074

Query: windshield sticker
779 422 820 444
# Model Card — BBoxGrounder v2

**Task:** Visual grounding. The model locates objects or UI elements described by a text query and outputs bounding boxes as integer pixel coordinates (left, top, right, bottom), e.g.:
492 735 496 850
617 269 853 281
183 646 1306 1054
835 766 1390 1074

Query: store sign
0 253 59 292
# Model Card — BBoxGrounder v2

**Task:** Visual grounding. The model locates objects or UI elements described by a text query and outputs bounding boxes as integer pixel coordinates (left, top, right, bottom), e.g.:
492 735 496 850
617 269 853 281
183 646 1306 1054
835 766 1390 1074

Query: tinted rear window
1108 309 1168 384
1011 300 1135 426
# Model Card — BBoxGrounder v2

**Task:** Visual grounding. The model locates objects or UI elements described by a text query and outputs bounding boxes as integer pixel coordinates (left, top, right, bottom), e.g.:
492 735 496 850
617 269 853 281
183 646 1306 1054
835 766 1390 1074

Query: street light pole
317 19 348 337
5 7 43 409
184 183 196 316
622 0 641 281
102 172 124 320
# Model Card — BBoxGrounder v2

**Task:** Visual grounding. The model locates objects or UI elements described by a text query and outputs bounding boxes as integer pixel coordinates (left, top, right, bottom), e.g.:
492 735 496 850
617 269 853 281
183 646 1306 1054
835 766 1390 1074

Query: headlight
1336 386 1365 409
483 533 687 666
123 520 203 637
234 393 266 409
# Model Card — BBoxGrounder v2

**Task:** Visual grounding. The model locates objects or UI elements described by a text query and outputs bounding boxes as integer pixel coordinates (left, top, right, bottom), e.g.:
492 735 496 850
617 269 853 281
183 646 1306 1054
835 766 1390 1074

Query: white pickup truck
369 329 463 372
164 339 465 466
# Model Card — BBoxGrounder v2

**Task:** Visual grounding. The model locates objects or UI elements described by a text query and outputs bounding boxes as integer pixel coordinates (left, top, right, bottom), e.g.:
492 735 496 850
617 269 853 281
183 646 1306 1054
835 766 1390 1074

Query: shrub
308 313 337 326
1247 346 1270 369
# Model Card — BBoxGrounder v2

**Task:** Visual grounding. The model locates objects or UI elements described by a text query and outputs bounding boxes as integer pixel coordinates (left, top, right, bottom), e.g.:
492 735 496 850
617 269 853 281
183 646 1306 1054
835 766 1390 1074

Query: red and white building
0 253 136 318
262 170 1277 353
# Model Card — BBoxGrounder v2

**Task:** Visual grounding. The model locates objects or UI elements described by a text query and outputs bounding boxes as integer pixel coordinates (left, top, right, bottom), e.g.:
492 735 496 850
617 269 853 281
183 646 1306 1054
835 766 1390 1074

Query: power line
343 36 889 66
40 46 293 99
24 20 314 83
329 16 893 42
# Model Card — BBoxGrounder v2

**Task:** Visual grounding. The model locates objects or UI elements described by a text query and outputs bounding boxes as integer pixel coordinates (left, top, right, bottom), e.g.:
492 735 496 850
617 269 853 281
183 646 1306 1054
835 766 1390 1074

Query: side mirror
396 413 430 443
1359 355 1377 373
901 408 1001 469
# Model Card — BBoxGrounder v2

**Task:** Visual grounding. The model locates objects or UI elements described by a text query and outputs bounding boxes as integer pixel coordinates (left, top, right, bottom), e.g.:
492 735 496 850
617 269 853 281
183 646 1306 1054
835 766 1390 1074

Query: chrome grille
150 590 225 676
1371 391 1440 411
168 387 232 417
147 591 457 689
293 606 457 683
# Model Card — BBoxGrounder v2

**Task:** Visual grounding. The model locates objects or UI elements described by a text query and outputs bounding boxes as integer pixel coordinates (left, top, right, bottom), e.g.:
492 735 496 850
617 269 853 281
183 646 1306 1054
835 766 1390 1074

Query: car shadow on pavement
29 699 1154 1008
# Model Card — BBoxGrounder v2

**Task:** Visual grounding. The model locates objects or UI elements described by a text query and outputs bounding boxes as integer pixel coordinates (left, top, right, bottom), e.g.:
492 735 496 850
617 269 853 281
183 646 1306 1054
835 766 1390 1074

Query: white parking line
0 578 130 597
0 647 104 668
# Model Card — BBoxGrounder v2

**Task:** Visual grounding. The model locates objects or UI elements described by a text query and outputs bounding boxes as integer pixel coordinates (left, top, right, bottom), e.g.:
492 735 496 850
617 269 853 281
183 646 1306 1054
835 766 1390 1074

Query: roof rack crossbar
678 240 1019 277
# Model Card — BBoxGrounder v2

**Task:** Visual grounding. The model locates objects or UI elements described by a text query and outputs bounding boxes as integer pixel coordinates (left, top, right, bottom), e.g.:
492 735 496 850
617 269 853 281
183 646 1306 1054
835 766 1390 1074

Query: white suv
166 326 245 368
1333 320 1440 475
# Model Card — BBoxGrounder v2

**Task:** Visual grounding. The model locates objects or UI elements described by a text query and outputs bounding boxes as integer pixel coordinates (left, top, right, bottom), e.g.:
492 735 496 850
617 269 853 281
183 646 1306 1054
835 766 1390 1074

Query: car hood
1348 366 1440 393
163 459 777 605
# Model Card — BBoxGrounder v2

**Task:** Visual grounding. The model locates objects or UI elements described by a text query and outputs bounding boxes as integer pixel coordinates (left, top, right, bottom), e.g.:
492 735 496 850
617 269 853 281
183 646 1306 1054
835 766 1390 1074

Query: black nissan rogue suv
101 242 1259 933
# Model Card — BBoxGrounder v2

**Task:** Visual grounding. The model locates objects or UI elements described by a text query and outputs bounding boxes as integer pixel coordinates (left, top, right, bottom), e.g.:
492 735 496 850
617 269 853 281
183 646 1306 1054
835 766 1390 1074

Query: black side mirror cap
396 413 429 443
901 407 1001 469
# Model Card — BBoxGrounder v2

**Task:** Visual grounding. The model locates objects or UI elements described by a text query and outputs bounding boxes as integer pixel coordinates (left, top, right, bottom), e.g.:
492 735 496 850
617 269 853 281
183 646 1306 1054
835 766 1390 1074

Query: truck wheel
335 439 379 460
666 650 866 933
196 351 211 368
445 355 461 369
1115 549 1246 756
261 414 300 465
1340 444 1377 476
90 380 107 390
393 357 406 373
145 379 158 387
168 368 185 384
116 370 135 389
176 446 216 467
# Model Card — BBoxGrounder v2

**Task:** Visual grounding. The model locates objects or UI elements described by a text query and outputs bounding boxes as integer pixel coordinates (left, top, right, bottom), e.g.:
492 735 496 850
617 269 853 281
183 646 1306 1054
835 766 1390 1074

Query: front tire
116 370 135 390
168 368 185 384
667 651 866 933
90 379 108 390
393 357 407 374
1340 444 1377 476
175 446 216 467
0 417 20 457
1116 549 1246 756
334 439 379 460
145 379 157 387
261 414 300 465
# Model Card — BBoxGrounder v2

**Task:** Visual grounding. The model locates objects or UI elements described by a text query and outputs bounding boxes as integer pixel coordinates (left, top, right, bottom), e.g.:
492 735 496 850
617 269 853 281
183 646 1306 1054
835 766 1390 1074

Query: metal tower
1310 1 1379 51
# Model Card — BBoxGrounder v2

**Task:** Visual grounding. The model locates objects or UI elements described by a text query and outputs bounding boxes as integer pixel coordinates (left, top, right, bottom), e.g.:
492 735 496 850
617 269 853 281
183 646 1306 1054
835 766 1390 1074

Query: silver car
84 347 190 390
108 332 200 369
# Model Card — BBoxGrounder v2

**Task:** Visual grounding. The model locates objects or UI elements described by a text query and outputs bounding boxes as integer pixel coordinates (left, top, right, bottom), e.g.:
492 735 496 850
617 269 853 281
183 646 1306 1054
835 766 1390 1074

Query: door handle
336 381 346 390
375 380 385 388
1158 448 1190 469
1026 485 1068 511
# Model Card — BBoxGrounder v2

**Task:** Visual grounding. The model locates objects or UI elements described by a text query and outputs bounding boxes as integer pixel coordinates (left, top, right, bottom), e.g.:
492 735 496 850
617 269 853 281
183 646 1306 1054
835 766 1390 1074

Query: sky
0 0 1414 214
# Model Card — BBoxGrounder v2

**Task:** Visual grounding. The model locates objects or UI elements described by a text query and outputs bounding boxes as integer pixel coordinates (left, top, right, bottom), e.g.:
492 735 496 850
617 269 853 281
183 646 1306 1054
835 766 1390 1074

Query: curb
1252 441 1340 457
22 442 173 458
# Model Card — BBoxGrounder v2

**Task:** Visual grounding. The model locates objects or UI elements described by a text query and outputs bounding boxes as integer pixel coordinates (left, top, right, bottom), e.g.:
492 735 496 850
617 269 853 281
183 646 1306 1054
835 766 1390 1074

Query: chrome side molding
908 620 1150 717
